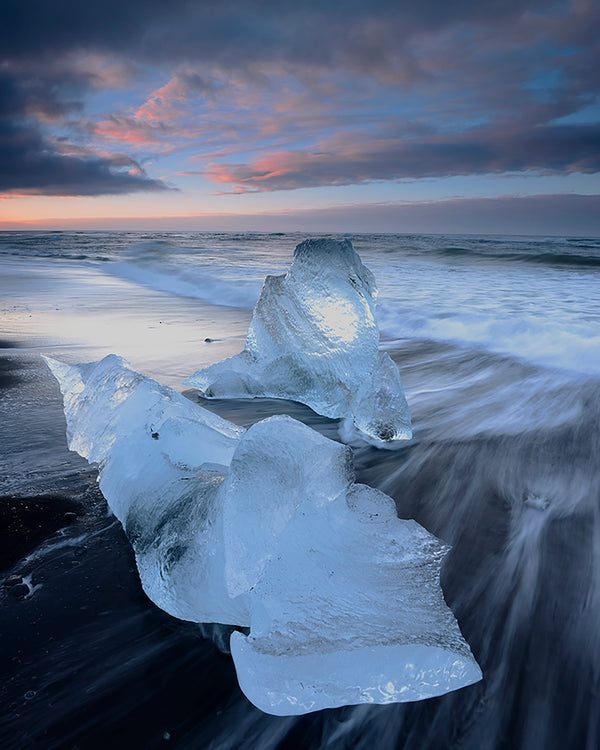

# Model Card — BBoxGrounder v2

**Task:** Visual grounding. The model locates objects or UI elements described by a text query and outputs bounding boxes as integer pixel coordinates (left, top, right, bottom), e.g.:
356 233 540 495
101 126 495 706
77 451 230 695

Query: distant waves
1 230 599 376
109 258 262 309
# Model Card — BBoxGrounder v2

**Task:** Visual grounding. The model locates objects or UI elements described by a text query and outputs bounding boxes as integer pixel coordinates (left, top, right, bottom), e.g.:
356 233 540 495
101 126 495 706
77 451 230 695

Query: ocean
1 230 599 749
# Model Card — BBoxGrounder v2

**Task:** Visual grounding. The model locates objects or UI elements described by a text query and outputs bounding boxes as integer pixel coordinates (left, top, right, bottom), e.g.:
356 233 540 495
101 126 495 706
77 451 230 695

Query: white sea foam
101 236 600 377
377 298 600 376
110 259 262 309
104 239 286 310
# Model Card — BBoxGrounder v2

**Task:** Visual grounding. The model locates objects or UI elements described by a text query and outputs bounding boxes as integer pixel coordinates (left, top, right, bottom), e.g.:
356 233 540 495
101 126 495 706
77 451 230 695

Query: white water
2 231 600 379
108 235 600 377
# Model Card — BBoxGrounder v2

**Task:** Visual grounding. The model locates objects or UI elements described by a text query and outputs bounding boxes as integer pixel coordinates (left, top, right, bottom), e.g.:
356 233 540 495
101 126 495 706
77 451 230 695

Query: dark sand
0 346 246 749
1 340 599 750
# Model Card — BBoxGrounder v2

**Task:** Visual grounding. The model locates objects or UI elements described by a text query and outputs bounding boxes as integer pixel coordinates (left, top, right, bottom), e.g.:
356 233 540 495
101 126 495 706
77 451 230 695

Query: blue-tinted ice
42 354 248 626
185 238 412 447
44 354 480 715
226 416 481 715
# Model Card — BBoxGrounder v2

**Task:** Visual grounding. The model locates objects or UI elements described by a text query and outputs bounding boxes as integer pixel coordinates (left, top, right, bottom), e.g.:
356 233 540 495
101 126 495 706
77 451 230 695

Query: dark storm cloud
1 2 574 96
0 69 80 121
0 69 168 195
0 119 168 196
0 0 598 195
0 1 551 65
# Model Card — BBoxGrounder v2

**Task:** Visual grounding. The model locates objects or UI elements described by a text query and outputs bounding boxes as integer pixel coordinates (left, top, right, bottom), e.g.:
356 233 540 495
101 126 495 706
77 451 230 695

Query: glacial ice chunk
42 354 249 626
45 355 480 715
185 238 412 447
223 415 353 598
225 416 481 715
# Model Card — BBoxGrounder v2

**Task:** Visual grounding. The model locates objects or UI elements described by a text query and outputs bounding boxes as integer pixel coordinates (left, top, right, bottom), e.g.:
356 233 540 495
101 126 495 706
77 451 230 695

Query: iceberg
45 354 480 715
185 238 412 447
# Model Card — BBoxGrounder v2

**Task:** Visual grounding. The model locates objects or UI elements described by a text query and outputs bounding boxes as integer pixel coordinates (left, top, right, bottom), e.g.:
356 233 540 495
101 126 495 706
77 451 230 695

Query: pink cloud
204 121 600 193
94 115 169 147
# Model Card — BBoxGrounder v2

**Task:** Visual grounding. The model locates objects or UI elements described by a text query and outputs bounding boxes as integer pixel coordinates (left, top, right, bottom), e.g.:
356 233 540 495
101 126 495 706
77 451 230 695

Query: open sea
1 230 599 749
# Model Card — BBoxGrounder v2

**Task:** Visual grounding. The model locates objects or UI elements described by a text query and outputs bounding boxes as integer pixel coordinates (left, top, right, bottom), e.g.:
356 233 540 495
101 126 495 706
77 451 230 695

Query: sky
0 0 599 234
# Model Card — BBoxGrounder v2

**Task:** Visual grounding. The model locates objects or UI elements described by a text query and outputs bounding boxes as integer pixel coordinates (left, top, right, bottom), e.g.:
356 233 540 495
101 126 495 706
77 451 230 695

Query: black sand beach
2 334 599 749
1 0 600 738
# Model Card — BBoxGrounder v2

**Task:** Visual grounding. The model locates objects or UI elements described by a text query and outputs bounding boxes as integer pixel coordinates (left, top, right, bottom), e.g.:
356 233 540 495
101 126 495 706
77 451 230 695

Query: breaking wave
105 239 600 377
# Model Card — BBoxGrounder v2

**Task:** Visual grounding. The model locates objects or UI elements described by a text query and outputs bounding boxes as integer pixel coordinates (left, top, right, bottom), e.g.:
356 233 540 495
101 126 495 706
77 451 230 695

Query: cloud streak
206 123 600 192
0 0 598 198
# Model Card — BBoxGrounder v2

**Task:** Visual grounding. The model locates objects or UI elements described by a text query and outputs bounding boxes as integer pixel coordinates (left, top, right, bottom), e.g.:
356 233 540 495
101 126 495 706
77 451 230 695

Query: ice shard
42 354 249 626
225 416 481 715
185 238 412 447
45 355 480 716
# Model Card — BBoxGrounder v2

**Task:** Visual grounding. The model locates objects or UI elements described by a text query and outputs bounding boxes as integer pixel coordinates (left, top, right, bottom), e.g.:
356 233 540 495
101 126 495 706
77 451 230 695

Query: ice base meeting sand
44 353 480 716
187 238 412 448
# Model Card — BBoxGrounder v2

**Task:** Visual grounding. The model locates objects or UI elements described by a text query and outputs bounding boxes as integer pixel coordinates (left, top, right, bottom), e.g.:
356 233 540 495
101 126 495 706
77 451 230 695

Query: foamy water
2 230 598 376
2 230 600 749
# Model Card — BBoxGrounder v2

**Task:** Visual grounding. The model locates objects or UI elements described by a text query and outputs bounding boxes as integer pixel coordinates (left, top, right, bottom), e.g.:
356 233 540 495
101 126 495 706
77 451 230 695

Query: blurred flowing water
0 231 599 748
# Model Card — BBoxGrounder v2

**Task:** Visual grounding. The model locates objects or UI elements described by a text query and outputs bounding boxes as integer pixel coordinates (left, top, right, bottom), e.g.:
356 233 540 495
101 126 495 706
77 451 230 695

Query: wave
525 251 600 268
435 245 600 269
110 259 262 309
378 300 600 376
103 238 290 309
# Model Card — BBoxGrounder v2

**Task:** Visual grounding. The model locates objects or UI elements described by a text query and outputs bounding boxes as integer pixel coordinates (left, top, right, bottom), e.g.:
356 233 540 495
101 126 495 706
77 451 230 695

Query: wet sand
1 338 599 749
0 345 243 749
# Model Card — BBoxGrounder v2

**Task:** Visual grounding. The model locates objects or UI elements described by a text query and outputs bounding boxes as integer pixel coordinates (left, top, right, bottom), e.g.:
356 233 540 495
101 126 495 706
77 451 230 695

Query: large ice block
45 356 480 716
225 416 481 714
185 238 412 447
43 354 249 626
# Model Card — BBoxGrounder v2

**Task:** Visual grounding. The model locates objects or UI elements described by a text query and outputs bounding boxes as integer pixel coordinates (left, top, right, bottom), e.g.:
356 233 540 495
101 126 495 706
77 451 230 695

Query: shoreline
1 316 599 747
0 257 251 390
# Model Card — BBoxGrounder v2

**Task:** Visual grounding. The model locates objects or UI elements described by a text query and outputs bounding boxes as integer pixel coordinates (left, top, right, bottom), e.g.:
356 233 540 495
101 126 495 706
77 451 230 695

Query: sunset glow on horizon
1 1 599 235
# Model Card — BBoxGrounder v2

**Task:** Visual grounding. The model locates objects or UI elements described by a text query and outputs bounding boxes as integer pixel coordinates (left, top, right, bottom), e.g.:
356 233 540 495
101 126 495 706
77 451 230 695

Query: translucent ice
45 355 480 715
42 354 249 626
226 416 481 715
185 238 412 447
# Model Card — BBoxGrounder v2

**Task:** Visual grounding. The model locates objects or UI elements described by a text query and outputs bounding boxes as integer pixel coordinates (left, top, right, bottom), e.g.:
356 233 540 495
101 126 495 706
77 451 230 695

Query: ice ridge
44 354 481 716
185 238 412 448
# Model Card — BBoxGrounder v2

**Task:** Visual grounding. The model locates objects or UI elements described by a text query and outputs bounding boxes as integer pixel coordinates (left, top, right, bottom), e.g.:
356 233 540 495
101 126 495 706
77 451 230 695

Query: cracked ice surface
185 238 412 447
45 355 480 715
